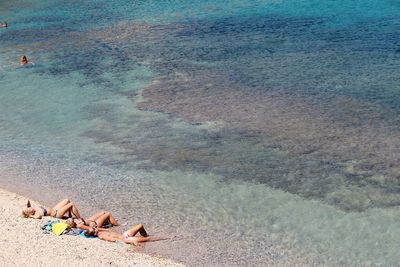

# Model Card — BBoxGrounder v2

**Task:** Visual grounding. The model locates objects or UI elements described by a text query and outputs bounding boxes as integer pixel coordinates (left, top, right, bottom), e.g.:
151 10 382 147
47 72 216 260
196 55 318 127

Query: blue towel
41 219 60 233
79 231 97 238
64 228 83 236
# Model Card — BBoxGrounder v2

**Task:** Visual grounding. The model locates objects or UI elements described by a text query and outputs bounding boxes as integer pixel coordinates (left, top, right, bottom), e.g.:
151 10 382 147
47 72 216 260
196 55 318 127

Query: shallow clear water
1 0 400 266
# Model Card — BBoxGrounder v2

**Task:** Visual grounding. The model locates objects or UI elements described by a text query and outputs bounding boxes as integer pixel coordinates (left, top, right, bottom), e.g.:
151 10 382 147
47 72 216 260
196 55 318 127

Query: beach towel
42 219 81 236
42 219 60 233
64 228 84 236
79 231 97 238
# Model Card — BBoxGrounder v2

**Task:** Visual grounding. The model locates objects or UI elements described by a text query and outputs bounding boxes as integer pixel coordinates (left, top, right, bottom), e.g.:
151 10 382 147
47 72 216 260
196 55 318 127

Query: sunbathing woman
66 211 119 235
98 224 169 245
22 199 81 219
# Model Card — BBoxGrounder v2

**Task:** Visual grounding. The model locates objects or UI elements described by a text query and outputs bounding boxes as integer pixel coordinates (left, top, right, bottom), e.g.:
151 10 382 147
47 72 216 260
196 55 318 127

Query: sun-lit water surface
1 0 400 266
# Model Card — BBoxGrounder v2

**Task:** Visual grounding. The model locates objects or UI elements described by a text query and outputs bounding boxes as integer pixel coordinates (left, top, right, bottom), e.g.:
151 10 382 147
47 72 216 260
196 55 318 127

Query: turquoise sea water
1 0 400 266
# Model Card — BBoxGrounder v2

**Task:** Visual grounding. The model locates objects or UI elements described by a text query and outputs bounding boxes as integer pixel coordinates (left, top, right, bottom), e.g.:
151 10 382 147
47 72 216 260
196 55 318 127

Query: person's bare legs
52 199 70 210
86 211 118 226
69 202 81 218
123 224 148 237
123 224 174 245
87 211 106 222
55 202 81 219
98 225 170 246
123 236 170 246
95 212 111 227
107 213 119 226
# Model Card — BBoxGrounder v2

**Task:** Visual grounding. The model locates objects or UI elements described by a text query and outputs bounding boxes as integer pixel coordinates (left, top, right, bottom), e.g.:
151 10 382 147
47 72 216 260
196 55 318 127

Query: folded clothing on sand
42 220 85 236
52 223 70 236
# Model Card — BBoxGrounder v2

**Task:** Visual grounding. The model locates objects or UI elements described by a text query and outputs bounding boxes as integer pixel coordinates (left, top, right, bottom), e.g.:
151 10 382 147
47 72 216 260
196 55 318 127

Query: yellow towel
52 223 69 236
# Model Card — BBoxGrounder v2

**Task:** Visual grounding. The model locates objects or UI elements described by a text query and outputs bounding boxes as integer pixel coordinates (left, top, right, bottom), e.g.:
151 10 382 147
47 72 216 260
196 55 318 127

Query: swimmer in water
0 22 7 28
20 55 28 65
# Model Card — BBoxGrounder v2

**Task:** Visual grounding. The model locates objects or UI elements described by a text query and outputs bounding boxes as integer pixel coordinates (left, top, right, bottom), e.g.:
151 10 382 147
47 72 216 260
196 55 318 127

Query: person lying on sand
22 198 81 219
66 211 119 235
98 223 170 246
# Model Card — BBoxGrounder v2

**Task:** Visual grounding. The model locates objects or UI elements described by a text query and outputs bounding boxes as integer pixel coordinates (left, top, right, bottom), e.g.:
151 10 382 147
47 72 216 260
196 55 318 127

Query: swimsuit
39 206 47 216
40 207 58 217
86 220 98 228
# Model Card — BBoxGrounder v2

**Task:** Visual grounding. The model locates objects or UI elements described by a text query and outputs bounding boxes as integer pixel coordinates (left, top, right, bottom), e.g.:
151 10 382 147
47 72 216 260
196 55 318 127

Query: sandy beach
0 188 184 267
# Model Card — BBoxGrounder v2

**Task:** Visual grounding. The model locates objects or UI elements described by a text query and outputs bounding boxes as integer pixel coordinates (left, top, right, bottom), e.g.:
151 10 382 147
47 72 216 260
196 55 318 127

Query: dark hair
66 218 77 228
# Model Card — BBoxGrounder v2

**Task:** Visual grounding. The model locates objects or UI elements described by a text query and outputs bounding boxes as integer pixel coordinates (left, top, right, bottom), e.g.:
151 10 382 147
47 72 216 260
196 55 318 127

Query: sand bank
0 188 184 267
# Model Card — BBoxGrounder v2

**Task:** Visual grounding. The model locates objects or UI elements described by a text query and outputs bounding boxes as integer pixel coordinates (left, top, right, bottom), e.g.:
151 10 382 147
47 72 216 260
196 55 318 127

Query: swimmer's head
20 55 28 65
